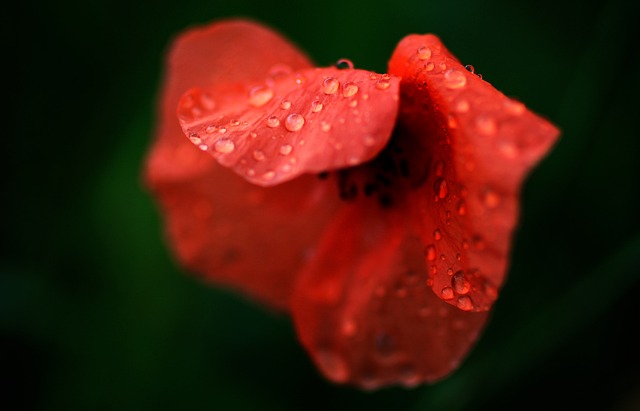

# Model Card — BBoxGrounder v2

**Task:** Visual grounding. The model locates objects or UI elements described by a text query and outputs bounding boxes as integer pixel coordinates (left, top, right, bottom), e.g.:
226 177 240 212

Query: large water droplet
452 271 471 294
214 138 235 154
279 144 293 155
417 46 432 60
285 114 305 131
434 178 448 199
444 69 467 89
248 86 274 107
342 82 359 97
322 77 339 94
456 295 473 311
441 287 454 300
266 116 280 128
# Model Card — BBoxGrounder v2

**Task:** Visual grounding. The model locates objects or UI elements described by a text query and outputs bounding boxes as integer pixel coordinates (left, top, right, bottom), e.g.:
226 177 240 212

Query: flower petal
146 19 313 185
388 34 560 311
178 69 400 186
291 199 489 388
144 20 343 309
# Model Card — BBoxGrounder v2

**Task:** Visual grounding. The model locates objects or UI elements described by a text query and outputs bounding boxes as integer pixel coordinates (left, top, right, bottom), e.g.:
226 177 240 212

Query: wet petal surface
389 34 560 311
178 69 400 186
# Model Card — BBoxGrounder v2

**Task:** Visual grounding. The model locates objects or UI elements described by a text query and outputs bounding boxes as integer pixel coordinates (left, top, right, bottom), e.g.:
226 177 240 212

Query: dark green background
3 0 639 409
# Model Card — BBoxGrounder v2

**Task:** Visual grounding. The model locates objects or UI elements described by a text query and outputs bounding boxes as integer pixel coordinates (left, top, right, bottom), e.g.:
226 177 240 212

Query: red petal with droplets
388 34 560 311
178 69 399 186
144 20 343 309
291 199 489 388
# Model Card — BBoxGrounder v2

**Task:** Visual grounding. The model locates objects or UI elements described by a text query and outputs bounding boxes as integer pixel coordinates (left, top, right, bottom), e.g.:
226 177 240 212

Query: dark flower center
319 123 432 209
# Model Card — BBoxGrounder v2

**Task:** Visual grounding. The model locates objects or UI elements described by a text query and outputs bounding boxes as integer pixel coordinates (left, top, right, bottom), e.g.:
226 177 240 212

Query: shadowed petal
144 20 343 309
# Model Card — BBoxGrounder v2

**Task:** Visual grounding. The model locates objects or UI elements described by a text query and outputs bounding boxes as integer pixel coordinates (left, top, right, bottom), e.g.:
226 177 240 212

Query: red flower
144 19 559 389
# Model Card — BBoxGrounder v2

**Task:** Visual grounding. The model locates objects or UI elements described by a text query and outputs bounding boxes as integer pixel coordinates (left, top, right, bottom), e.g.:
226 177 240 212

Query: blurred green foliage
3 0 639 409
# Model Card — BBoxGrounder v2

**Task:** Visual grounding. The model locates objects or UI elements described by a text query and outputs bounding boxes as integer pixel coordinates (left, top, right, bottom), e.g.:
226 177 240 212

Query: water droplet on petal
229 119 240 127
335 58 354 70
456 295 473 311
261 170 276 181
417 46 432 60
425 244 436 262
454 99 470 113
481 189 500 208
214 138 235 154
285 114 305 131
375 78 391 90
279 144 293 155
250 132 257 138
189 134 202 145
444 69 467 89
322 77 339 94
452 271 471 294
280 163 292 173
464 64 476 73
316 349 350 383
425 62 434 71
205 125 216 134
267 116 280 128
433 229 442 240
441 287 454 300
342 82 359 97
434 178 448 199
218 126 227 134
268 64 293 77
311 99 323 113
294 73 306 84
280 100 291 109
321 121 331 132
504 98 525 115
248 86 274 107
253 150 265 161
457 200 467 215
198 144 208 151
438 62 447 71
475 115 497 135
448 114 458 128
